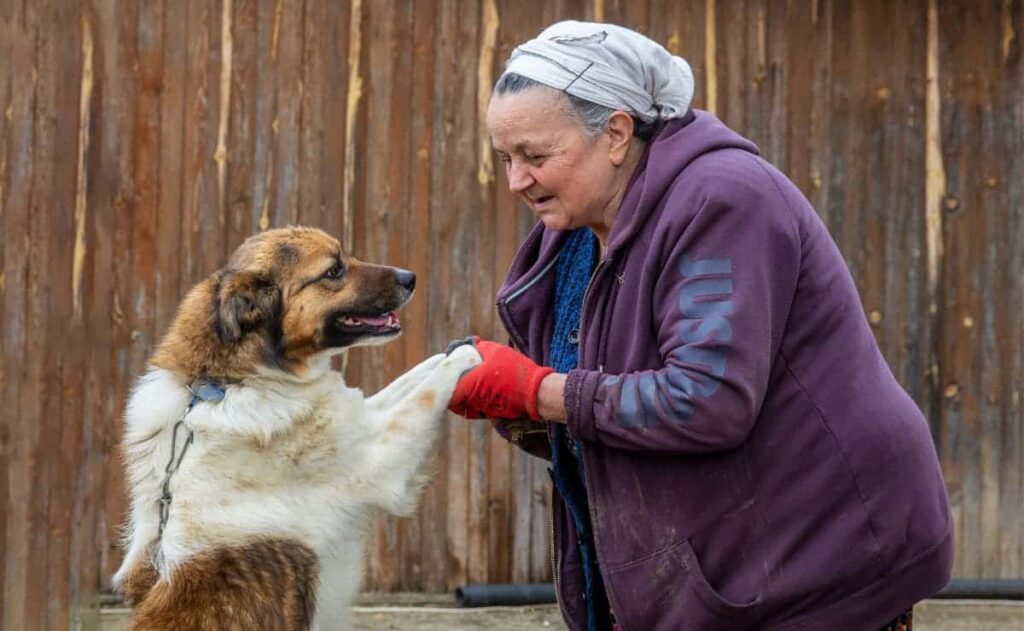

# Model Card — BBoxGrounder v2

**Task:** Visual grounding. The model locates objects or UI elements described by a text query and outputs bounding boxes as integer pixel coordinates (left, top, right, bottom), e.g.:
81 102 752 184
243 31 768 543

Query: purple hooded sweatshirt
494 110 953 631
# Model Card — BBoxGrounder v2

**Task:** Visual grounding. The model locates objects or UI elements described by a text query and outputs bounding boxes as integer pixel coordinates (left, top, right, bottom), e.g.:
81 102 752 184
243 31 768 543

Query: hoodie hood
496 109 759 304
605 109 760 254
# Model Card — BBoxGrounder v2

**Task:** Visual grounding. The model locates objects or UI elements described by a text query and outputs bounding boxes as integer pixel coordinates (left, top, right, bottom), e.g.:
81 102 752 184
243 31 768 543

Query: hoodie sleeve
565 167 802 454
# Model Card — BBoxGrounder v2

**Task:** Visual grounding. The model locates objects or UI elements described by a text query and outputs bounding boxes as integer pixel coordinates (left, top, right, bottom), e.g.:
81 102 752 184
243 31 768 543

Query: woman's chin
538 213 573 231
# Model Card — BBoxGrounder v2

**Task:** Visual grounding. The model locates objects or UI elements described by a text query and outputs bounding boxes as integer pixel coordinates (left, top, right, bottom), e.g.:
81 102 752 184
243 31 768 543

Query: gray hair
493 72 656 142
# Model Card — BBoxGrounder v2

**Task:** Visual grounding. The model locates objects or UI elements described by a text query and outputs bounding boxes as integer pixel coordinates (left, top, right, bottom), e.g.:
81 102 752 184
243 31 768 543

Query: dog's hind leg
128 539 319 631
113 555 159 607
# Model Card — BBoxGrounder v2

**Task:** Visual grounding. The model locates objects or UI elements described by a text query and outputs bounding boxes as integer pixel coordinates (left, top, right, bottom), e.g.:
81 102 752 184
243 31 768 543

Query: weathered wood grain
0 2 1021 628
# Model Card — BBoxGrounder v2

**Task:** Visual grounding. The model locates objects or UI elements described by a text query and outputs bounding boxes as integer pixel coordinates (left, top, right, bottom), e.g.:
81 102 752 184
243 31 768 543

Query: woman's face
486 88 628 234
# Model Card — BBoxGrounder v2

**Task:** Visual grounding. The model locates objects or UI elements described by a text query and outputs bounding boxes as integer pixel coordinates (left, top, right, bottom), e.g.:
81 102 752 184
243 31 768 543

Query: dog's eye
323 263 345 280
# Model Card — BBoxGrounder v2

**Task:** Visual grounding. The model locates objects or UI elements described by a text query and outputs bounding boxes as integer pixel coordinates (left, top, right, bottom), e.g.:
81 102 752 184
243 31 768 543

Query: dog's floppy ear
214 270 281 344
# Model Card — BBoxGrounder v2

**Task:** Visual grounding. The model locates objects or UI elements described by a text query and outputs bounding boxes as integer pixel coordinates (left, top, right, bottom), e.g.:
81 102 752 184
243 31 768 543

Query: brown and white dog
113 226 480 630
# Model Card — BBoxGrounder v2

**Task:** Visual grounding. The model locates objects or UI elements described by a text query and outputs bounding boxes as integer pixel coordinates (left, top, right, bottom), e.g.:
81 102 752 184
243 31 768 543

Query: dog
112 226 481 630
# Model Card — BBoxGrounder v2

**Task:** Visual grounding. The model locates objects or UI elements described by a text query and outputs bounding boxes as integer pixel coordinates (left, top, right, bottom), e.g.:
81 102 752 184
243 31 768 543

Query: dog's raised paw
443 343 483 371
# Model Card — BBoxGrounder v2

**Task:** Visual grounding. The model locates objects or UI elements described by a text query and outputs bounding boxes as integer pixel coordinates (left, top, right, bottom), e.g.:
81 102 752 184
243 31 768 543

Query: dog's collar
156 378 226 541
187 377 226 404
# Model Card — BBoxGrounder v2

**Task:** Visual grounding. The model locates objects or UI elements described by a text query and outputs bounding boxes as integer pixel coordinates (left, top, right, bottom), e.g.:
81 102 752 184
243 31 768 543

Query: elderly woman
448 21 952 631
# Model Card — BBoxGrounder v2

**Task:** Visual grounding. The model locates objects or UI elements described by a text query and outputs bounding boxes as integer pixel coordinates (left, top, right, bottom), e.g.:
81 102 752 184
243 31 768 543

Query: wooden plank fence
0 0 1021 628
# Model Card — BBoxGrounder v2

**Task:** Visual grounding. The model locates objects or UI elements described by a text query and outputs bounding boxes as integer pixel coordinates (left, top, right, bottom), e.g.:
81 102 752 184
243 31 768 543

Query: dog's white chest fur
115 347 480 630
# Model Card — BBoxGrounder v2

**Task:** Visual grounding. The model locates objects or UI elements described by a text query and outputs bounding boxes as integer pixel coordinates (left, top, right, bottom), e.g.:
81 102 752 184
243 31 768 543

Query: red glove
448 338 554 420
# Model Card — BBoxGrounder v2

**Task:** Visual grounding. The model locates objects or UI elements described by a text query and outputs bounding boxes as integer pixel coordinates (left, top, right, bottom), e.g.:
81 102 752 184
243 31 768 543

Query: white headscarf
501 21 695 123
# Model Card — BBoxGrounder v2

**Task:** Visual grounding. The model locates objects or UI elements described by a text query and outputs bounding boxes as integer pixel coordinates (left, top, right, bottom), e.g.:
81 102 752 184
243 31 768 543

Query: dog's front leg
363 344 481 514
364 352 448 415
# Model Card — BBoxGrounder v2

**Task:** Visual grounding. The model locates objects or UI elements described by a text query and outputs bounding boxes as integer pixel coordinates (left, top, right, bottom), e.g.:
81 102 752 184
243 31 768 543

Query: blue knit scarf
548 227 608 631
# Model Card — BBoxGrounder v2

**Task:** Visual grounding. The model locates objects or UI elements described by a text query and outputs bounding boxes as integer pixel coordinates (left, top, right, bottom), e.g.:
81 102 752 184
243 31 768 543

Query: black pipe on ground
934 579 1024 600
455 583 556 607
455 578 1024 608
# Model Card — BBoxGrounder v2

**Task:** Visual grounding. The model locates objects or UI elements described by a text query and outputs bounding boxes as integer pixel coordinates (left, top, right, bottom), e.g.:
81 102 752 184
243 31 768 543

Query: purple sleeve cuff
565 368 601 443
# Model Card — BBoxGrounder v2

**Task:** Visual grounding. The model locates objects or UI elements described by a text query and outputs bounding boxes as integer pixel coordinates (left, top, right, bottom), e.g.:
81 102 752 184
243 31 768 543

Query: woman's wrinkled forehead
486 88 582 150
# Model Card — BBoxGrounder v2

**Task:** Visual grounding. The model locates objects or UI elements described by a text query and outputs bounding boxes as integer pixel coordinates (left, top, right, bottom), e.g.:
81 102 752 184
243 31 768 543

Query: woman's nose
506 162 534 193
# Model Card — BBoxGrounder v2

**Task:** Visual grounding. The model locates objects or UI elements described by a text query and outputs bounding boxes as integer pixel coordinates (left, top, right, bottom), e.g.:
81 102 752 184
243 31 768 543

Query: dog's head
155 226 414 378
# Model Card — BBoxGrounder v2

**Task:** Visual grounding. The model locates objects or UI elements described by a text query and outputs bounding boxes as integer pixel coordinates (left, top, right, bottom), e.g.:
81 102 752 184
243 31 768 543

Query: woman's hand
447 338 555 420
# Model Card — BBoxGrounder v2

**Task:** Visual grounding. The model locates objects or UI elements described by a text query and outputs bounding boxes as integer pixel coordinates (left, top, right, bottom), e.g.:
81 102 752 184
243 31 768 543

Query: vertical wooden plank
153 0 187 336
252 0 279 233
1 2 34 623
994 0 1024 578
703 0 718 115
713 0 749 134
647 0 705 109
225 0 258 250
380 0 422 591
24 0 58 625
362 0 400 590
100 0 166 604
463 0 494 587
439 0 470 589
271 0 302 227
759 0 786 168
407 0 446 592
66 4 103 622
297 0 325 227
779 0 828 208
872 3 930 407
76 0 115 608
806 0 835 227
179 0 214 288
194 0 225 274
215 0 234 249
129 0 165 413
815 1 931 418
426 0 485 589
475 0 516 585
0 0 33 619
318 0 351 239
0 0 16 618
46 0 85 626
937 0 1024 578
492 0 527 586
528 460 550 582
340 0 366 257
99 0 142 584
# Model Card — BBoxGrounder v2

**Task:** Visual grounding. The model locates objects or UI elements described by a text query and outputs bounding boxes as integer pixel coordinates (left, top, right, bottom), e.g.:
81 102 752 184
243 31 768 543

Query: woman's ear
606 111 635 166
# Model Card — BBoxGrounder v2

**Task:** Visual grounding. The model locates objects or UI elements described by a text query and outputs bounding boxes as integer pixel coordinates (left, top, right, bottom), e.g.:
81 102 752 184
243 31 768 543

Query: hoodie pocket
605 537 761 631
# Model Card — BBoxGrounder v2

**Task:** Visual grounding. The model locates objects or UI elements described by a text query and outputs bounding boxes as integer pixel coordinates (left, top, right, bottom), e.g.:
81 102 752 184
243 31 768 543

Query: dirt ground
100 598 1024 631
347 600 1024 631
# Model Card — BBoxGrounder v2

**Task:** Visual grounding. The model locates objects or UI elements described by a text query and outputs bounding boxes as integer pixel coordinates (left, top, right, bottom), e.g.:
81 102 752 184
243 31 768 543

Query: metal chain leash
156 380 225 539
157 406 196 538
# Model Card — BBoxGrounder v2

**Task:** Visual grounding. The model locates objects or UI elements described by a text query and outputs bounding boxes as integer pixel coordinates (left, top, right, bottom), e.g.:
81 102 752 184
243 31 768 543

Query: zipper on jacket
574 253 630 630
496 255 560 354
562 257 607 455
502 255 560 304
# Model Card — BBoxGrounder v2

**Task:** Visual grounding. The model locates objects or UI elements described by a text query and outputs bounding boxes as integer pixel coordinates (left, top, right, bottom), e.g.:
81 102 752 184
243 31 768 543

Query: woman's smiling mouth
526 194 556 210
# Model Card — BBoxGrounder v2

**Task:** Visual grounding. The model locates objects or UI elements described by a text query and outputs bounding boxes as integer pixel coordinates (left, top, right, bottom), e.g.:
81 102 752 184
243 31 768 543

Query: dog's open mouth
336 312 401 335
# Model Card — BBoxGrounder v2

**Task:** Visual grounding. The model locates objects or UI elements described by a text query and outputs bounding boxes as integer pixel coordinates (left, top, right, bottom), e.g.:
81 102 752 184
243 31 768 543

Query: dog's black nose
395 269 416 292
